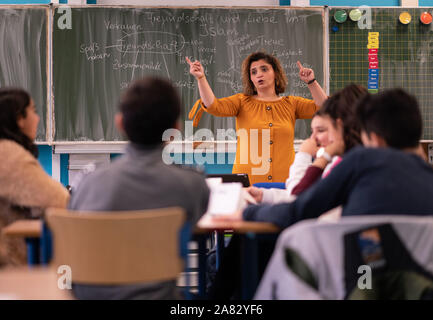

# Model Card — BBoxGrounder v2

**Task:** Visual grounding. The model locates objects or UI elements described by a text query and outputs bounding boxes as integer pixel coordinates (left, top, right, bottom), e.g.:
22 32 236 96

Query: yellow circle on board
399 11 412 25
349 9 362 22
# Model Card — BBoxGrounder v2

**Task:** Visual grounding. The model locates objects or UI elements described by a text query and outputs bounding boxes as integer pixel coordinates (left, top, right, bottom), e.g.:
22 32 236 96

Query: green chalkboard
0 6 48 141
53 6 325 142
330 7 433 140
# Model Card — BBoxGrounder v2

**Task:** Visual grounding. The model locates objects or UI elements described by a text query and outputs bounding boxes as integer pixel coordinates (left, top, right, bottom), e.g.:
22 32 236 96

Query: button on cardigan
189 93 319 184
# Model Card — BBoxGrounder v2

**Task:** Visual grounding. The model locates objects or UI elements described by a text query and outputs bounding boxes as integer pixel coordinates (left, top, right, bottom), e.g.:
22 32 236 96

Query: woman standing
187 51 327 184
0 88 69 267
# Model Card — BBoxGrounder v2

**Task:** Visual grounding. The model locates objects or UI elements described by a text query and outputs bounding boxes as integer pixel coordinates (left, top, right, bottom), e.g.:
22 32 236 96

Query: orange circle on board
420 12 432 25
399 11 412 25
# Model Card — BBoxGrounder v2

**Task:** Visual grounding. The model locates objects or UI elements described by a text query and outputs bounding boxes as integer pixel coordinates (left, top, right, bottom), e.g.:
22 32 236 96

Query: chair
45 207 185 285
255 215 433 300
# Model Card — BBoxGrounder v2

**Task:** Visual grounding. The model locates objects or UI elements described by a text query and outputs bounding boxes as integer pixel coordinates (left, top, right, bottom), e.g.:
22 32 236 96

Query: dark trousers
207 233 279 300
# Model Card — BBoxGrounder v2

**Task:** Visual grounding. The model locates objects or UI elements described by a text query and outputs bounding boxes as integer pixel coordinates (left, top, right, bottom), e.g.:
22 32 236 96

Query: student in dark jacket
242 88 432 227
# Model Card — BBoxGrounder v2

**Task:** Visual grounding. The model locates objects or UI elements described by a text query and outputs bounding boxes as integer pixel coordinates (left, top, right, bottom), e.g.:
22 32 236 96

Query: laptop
205 173 250 187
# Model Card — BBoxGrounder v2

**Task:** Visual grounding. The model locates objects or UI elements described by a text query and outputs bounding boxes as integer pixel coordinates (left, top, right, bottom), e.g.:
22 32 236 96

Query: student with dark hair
0 88 69 267
239 88 433 228
289 84 367 195
187 51 328 184
68 77 210 300
118 78 181 146
356 88 423 151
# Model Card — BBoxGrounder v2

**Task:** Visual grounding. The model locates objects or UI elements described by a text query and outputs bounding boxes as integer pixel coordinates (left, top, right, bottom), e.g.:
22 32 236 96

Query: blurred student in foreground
69 77 209 299
0 88 69 267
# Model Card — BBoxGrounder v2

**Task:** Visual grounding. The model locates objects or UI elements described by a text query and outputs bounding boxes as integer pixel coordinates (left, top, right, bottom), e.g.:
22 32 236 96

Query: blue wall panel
37 145 52 175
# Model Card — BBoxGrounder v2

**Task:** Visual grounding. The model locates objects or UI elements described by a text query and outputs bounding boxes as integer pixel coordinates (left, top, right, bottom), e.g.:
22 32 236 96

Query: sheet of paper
206 182 243 216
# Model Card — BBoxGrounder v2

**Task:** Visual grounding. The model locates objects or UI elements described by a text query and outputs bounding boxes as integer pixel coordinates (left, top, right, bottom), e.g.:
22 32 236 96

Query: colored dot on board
420 12 432 25
332 26 339 32
399 11 412 25
349 9 362 22
334 10 347 23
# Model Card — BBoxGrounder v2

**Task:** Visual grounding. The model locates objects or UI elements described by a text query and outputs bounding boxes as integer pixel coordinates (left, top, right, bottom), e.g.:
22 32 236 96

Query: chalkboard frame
0 5 50 142
50 5 329 144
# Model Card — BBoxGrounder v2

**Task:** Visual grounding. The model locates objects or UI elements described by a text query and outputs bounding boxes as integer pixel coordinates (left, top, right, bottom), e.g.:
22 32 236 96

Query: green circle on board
349 9 362 21
334 10 348 23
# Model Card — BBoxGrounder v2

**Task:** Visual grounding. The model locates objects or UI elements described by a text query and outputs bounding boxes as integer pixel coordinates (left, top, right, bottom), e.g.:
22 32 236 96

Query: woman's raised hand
186 57 205 80
297 61 315 84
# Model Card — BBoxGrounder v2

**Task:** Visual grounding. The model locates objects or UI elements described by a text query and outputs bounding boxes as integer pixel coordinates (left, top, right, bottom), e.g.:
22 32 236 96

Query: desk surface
0 267 73 300
195 214 279 234
2 220 42 238
3 215 279 237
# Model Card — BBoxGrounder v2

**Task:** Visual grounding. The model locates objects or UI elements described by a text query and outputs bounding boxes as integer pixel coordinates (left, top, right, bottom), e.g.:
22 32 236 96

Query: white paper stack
206 182 243 216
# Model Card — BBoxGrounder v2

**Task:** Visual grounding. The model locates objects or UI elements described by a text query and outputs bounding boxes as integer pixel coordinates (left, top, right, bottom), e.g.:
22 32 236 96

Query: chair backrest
45 207 185 285
255 215 433 300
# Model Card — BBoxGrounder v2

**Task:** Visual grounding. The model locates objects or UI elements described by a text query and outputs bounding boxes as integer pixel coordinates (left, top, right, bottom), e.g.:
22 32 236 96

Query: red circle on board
420 12 432 25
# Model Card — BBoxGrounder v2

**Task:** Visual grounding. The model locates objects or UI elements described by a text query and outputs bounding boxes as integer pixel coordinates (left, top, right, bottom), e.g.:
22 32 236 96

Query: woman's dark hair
316 84 368 152
0 88 38 157
241 51 288 96
356 88 422 149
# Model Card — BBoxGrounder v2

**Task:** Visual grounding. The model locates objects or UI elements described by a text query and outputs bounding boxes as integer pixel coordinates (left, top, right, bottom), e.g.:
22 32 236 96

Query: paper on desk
206 182 244 216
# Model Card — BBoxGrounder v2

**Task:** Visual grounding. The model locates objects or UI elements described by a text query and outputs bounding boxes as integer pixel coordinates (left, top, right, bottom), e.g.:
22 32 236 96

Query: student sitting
240 88 433 228
246 84 367 204
68 77 210 300
0 88 69 267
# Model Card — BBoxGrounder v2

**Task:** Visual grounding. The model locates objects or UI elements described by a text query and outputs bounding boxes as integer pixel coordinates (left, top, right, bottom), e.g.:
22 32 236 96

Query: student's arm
291 166 323 196
242 149 361 228
285 138 317 194
260 151 314 203
292 137 346 195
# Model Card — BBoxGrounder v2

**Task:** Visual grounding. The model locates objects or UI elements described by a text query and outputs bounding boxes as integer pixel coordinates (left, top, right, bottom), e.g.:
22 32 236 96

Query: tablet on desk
206 173 250 187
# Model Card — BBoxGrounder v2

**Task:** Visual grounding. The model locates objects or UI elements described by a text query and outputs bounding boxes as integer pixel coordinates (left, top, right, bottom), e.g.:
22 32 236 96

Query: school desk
2 220 43 265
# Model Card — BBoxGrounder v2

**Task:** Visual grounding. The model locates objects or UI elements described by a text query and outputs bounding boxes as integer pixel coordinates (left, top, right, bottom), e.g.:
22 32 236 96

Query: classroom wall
95 0 280 5
90 0 433 7
5 0 424 6
0 0 49 3
7 0 433 183
37 145 52 175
